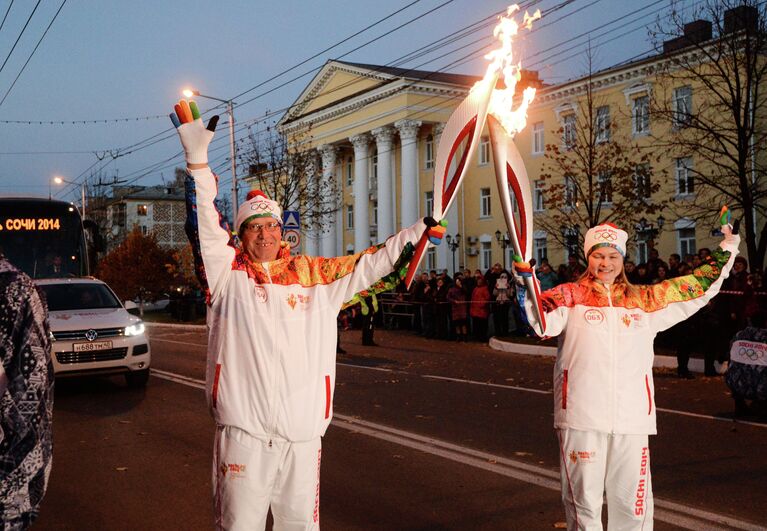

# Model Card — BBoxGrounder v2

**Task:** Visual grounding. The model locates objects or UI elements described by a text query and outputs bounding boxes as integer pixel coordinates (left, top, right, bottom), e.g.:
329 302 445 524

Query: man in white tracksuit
514 220 739 530
170 99 444 530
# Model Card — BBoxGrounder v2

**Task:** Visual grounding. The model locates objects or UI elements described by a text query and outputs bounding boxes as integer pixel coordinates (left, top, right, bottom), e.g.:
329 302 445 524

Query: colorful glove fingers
512 254 533 278
426 219 448 245
169 99 219 164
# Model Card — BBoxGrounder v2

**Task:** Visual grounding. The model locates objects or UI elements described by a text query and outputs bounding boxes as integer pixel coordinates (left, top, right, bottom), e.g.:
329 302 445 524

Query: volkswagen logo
85 329 98 342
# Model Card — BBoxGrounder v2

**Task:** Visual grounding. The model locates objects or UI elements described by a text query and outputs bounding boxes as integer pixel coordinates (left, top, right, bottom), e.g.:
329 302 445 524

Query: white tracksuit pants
213 425 322 531
557 429 653 531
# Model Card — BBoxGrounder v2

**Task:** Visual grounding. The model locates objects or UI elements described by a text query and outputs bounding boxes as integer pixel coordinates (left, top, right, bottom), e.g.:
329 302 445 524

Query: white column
372 126 395 240
319 144 338 257
350 133 371 252
304 152 320 256
395 119 421 228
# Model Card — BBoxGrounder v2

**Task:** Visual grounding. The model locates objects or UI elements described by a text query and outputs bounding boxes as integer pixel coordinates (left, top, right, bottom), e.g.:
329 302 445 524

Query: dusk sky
0 0 694 204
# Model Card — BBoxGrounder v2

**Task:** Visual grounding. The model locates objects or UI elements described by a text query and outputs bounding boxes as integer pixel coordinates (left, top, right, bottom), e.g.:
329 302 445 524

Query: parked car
36 278 151 387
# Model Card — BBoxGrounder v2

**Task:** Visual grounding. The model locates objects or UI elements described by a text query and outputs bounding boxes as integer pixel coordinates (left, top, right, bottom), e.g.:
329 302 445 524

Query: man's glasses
244 221 281 234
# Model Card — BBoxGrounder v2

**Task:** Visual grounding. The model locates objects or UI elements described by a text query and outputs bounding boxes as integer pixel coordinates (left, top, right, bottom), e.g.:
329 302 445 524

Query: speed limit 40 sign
283 229 301 250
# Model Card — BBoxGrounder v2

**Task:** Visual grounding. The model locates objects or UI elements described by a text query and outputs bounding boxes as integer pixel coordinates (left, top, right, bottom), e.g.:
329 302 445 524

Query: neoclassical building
269 7 763 275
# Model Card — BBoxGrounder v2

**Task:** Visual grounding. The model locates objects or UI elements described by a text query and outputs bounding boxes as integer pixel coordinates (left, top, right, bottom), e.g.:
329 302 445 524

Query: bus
0 197 90 278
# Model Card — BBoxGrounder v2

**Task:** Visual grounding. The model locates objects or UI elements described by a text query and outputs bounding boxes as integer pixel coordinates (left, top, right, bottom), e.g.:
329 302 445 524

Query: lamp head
53 176 63 184
182 89 200 98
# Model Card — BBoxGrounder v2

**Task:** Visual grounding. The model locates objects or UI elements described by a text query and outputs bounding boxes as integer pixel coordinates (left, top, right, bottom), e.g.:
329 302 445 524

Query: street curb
488 337 706 374
145 322 207 331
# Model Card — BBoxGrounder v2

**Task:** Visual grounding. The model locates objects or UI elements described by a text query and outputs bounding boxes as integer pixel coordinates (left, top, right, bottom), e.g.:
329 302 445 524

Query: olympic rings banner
730 340 767 366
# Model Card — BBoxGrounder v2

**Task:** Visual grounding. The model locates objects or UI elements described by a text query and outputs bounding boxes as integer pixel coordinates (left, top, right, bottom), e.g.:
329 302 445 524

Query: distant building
106 185 186 251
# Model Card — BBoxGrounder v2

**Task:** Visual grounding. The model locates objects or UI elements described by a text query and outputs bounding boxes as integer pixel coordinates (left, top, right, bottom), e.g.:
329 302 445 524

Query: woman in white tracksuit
170 99 445 530
515 220 739 530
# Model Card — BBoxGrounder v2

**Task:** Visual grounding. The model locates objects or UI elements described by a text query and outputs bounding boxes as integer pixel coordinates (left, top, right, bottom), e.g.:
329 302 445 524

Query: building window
424 191 433 216
426 246 436 271
633 163 652 200
141 225 148 235
425 134 434 169
675 157 694 196
532 122 544 154
598 172 613 205
673 86 692 128
563 227 579 259
480 188 491 217
346 204 354 229
563 114 577 149
596 106 610 142
678 227 696 257
137 204 148 216
370 153 378 190
481 242 492 271
564 175 577 207
632 96 650 135
534 236 547 264
346 157 353 186
533 180 544 212
373 202 378 226
478 136 490 165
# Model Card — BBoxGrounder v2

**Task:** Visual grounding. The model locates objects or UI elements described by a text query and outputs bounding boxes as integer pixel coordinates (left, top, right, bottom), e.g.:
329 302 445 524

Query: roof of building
110 185 185 202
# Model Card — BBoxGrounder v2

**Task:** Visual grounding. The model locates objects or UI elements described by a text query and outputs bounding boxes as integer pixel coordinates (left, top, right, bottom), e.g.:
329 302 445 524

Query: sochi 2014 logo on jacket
254 285 268 303
583 309 605 325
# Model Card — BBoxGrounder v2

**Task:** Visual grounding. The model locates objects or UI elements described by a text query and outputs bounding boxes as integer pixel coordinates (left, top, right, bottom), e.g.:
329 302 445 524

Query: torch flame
475 4 541 136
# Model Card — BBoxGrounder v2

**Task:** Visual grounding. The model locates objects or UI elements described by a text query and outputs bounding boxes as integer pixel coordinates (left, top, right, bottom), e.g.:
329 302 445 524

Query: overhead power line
0 0 42 76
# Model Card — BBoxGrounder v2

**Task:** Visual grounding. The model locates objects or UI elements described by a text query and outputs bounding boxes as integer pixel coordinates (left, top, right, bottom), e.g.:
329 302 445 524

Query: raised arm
648 222 740 333
170 99 234 301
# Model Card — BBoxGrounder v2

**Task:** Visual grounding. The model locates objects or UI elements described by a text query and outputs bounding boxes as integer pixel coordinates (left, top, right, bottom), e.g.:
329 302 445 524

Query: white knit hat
583 223 628 258
235 190 283 232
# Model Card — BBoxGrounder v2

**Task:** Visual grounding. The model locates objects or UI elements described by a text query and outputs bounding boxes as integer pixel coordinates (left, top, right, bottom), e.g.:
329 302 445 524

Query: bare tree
538 49 664 262
650 0 767 271
238 126 340 235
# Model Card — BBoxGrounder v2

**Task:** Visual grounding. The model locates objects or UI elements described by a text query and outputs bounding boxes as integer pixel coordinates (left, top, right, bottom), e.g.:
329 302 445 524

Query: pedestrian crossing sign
283 210 300 229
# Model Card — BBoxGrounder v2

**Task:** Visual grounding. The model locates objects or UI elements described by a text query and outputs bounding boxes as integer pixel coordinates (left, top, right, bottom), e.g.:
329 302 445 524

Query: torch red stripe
212 363 222 409
324 375 331 419
506 162 528 258
441 116 477 209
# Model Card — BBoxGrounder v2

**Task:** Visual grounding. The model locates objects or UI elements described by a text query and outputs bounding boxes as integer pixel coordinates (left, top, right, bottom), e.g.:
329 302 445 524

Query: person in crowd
653 264 669 284
170 99 445 530
492 272 513 337
0 254 54 528
556 264 570 285
462 268 475 299
412 272 434 337
485 263 503 293
564 255 585 282
361 295 378 347
434 277 451 340
678 261 692 276
646 248 666 279
668 253 681 277
724 310 767 416
447 277 469 341
513 219 740 531
470 275 492 341
623 260 636 282
536 262 560 291
632 263 651 284
698 247 712 261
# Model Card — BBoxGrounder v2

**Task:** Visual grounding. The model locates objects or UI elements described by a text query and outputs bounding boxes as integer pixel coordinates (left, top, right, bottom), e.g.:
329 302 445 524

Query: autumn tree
238 126 340 235
97 227 176 306
650 0 767 271
538 51 665 262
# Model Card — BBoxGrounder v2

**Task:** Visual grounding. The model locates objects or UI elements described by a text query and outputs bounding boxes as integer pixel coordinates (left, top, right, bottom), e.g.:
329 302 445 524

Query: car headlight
124 322 145 336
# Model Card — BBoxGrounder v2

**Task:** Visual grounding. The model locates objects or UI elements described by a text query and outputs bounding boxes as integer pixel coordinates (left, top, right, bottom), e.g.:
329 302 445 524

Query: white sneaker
714 360 729 374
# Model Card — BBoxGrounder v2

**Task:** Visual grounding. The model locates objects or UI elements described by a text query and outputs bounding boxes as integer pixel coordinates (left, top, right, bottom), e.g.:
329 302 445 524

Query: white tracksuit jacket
186 168 424 442
523 235 739 435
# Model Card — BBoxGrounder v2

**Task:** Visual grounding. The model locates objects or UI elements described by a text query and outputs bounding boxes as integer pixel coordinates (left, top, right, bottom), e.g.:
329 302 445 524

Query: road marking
150 338 207 348
337 362 767 429
149 367 764 531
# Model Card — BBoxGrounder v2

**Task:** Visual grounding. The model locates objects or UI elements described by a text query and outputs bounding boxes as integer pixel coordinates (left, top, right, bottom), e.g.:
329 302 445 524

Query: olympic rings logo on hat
738 347 764 361
250 202 274 212
597 230 618 241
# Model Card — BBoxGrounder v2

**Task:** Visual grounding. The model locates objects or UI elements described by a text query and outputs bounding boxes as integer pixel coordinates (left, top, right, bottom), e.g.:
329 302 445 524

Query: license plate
73 340 113 352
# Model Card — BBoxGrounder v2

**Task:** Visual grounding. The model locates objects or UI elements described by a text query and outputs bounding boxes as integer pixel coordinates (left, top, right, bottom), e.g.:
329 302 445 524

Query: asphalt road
33 325 767 530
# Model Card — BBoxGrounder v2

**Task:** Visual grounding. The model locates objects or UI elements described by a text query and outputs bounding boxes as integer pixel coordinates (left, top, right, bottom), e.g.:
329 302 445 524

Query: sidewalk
488 336 711 374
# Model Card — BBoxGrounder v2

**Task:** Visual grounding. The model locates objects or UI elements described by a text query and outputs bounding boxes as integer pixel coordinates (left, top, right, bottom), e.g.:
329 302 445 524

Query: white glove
170 100 218 165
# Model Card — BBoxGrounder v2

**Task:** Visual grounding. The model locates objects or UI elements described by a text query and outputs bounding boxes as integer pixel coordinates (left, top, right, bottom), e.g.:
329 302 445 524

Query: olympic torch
404 5 538 288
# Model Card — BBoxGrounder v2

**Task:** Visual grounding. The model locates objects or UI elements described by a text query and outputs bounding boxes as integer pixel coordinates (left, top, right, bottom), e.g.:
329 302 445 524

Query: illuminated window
137 204 148 216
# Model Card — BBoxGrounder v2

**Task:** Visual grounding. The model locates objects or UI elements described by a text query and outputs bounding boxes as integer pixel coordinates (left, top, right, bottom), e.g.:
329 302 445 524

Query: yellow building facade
275 49 753 274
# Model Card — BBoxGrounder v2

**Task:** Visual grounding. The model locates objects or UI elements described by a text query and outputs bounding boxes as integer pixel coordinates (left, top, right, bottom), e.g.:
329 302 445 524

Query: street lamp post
445 233 461 276
183 89 237 209
495 230 510 269
53 176 85 219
